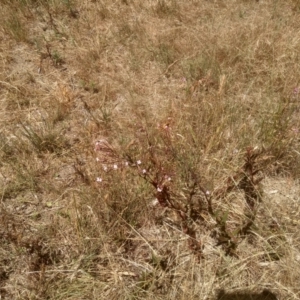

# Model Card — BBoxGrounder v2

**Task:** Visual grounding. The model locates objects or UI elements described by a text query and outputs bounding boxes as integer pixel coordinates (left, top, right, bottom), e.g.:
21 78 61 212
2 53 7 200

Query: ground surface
1 1 300 299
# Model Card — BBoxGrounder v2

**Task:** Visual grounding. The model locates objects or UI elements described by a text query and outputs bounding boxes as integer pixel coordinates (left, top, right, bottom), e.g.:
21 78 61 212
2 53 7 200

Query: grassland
1 0 300 299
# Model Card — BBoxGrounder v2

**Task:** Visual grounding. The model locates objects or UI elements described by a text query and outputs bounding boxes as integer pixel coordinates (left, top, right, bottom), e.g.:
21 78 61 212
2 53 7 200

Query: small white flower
96 177 102 182
96 157 100 162
157 187 162 192
151 198 159 207
167 177 171 181
94 141 101 151
142 169 147 174
124 161 129 166
137 160 142 165
113 164 118 170
103 165 108 171
206 190 210 195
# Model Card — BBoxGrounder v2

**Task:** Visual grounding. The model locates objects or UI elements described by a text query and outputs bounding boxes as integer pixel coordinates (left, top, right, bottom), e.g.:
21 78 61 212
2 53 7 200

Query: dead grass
1 0 300 299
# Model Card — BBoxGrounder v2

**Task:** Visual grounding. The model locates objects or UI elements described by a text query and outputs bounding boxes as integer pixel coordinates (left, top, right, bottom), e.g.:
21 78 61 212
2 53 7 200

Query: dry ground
1 0 300 299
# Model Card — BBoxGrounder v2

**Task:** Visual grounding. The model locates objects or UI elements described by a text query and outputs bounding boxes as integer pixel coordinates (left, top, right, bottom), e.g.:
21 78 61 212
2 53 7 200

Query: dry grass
1 0 300 299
